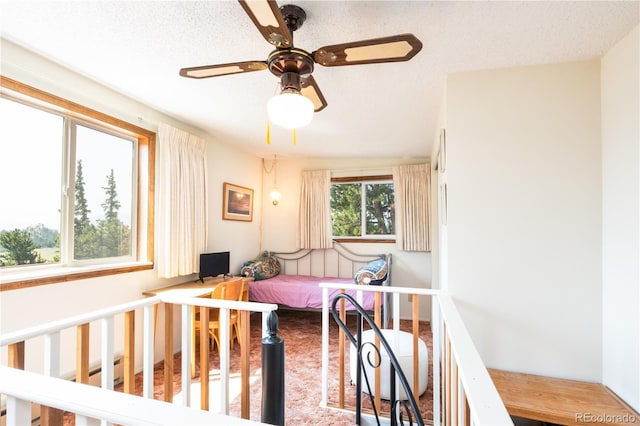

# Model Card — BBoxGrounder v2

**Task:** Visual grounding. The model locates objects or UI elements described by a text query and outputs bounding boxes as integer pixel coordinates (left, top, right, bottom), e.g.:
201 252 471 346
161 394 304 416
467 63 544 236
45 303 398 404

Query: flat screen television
199 251 230 281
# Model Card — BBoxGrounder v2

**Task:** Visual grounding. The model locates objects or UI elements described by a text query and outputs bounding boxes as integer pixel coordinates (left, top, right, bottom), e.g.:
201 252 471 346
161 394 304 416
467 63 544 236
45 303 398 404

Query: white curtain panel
299 170 333 249
393 163 431 252
157 123 208 278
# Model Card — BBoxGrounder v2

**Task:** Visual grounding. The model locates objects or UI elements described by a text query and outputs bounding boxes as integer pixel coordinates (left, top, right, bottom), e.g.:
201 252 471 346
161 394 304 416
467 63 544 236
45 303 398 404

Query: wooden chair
191 279 244 378
233 279 248 344
207 279 243 351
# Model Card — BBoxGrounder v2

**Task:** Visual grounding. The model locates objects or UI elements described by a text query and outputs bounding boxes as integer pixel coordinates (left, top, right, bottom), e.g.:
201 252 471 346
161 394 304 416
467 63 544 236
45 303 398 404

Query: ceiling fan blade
300 75 327 112
179 61 268 79
313 34 422 67
238 0 293 48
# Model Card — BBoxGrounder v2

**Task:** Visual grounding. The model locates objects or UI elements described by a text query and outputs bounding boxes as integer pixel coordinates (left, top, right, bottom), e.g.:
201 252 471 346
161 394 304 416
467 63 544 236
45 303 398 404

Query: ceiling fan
179 0 423 128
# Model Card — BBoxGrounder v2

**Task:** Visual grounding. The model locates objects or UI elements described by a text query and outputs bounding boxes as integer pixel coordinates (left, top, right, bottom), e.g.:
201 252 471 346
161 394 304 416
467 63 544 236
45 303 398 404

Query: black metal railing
331 293 424 426
262 310 285 426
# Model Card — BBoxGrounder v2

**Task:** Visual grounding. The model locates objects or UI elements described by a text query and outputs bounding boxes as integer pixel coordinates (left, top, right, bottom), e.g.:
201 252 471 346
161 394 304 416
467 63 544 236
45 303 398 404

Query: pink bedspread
248 274 376 311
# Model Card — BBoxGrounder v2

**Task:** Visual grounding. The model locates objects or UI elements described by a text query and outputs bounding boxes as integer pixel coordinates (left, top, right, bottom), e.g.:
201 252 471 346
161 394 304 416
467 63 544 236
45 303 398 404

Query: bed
241 241 392 324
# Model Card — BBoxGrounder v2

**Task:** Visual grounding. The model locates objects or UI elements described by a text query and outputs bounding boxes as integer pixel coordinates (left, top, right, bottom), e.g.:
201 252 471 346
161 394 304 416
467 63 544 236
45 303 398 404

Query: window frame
62 119 139 266
0 76 155 291
330 175 396 243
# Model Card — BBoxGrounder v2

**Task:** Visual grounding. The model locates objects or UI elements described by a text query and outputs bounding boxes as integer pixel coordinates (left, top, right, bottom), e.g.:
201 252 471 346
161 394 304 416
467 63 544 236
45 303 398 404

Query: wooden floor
489 369 639 426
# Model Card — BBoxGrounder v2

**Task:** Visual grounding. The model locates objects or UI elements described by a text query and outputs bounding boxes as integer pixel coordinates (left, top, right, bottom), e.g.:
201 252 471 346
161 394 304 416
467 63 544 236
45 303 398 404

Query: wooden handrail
76 323 90 384
8 341 24 369
124 310 136 394
239 310 251 418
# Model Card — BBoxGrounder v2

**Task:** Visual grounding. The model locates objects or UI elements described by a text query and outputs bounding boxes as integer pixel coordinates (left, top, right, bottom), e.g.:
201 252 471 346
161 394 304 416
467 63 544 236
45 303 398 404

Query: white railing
319 283 512 426
0 365 262 426
0 296 159 397
435 294 511 425
161 294 278 412
1 283 510 425
0 294 277 425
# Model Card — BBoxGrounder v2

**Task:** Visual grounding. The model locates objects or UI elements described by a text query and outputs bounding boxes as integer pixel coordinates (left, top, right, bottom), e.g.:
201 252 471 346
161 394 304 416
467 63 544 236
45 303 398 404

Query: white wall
259 156 432 320
601 25 640 411
206 142 263 273
432 86 448 292
0 39 262 374
445 59 603 381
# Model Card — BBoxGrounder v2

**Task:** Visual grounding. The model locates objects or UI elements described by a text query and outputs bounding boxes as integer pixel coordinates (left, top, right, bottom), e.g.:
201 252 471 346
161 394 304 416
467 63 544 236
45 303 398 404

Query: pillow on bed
241 255 281 281
354 258 387 285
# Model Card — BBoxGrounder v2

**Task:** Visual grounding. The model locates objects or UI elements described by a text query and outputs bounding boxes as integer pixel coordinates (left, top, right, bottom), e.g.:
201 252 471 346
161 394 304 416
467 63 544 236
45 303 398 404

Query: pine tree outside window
330 176 395 241
68 124 135 263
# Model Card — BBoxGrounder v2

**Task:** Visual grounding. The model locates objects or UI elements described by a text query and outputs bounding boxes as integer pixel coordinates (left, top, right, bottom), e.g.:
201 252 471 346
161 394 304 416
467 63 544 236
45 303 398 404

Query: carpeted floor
64 309 433 425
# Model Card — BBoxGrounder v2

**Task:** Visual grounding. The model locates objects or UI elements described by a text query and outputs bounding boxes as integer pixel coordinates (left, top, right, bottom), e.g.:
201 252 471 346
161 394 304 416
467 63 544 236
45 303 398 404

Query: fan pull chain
266 121 271 145
292 128 297 145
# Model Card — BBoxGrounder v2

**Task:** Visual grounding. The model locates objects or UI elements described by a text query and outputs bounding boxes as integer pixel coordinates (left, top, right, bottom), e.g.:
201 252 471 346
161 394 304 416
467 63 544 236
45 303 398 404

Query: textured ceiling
1 1 638 159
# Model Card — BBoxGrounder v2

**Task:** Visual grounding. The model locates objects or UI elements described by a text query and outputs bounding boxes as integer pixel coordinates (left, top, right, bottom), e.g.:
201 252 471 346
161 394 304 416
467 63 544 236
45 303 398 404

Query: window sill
0 262 154 291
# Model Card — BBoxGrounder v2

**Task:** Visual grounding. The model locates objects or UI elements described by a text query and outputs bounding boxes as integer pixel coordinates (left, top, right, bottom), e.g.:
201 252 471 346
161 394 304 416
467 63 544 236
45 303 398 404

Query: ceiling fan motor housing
280 72 303 92
268 49 314 76
267 48 315 93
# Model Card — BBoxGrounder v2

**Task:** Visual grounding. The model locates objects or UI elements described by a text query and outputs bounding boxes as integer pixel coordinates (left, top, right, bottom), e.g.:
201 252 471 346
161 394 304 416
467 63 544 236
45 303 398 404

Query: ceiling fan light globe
268 92 314 129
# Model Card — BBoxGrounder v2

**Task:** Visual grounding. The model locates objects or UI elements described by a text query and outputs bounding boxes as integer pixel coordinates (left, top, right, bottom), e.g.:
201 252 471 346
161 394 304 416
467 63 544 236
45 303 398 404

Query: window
0 76 154 288
330 176 395 241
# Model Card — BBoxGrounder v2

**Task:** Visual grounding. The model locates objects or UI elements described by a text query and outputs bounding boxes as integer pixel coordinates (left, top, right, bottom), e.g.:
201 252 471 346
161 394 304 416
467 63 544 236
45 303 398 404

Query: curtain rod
329 162 428 175
331 166 392 173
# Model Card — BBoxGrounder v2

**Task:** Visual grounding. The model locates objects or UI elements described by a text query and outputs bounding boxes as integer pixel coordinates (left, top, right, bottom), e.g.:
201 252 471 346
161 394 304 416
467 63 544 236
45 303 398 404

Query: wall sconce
264 155 281 206
270 188 281 206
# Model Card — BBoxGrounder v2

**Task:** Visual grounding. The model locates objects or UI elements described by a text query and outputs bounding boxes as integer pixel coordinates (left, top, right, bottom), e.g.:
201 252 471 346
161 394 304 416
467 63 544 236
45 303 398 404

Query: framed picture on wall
222 182 254 222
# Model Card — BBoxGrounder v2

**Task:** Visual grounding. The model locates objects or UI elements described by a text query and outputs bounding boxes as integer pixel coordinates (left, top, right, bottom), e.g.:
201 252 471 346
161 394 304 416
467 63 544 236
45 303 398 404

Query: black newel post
261 310 285 425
